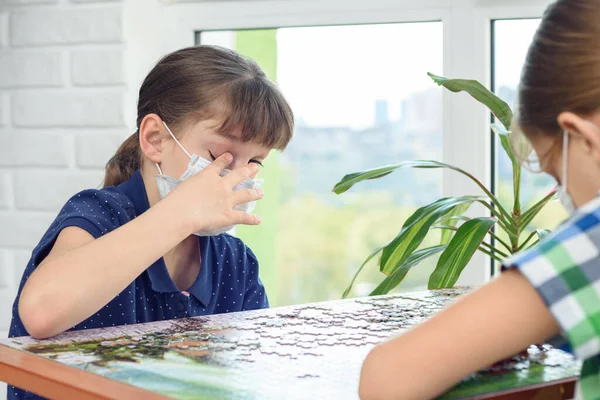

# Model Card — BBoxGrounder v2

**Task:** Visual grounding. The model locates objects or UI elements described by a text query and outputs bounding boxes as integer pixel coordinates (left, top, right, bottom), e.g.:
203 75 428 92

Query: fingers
205 152 233 174
204 153 259 186
230 210 261 226
232 188 264 206
222 163 260 186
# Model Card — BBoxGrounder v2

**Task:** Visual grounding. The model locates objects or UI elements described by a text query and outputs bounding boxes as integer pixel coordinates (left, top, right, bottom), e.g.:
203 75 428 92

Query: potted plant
334 73 556 298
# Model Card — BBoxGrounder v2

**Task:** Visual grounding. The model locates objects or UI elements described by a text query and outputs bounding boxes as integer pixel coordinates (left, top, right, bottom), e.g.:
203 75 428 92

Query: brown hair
103 45 294 187
516 0 600 146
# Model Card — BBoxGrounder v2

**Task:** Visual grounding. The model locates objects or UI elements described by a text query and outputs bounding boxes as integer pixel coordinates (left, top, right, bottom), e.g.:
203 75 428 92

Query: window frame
128 0 554 286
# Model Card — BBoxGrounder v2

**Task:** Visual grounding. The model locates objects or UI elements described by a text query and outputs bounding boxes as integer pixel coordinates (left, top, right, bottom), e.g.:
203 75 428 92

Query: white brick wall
14 170 105 211
0 12 7 49
0 93 7 126
0 130 71 167
0 250 12 291
72 49 124 86
0 171 11 209
0 0 127 362
73 0 122 3
12 91 125 127
0 50 63 88
5 1 59 4
11 8 123 46
76 132 123 168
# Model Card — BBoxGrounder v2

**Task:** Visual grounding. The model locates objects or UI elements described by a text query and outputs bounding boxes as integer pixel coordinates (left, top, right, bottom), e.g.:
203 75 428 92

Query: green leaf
520 189 557 228
516 231 536 252
437 215 471 225
492 123 515 162
332 160 512 224
370 246 446 296
428 72 513 130
342 244 386 299
508 125 534 165
332 165 403 194
440 203 473 245
428 217 497 289
493 122 523 215
380 196 480 275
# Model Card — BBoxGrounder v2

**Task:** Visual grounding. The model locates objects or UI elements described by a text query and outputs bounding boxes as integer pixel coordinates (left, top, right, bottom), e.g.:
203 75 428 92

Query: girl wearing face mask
8 46 293 356
359 1 600 399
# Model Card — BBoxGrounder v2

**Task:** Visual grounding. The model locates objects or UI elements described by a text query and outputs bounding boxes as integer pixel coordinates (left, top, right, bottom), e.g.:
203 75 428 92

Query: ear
558 112 600 162
139 114 165 164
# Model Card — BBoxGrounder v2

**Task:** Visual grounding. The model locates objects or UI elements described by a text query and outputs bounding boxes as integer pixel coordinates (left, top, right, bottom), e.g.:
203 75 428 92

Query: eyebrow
214 131 239 142
254 153 269 161
212 130 270 160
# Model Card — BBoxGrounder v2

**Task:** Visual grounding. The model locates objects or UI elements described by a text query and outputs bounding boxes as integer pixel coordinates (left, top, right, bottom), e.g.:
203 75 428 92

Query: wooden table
0 288 580 399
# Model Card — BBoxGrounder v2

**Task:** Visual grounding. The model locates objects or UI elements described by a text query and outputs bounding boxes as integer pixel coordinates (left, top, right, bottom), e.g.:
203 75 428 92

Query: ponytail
103 131 141 187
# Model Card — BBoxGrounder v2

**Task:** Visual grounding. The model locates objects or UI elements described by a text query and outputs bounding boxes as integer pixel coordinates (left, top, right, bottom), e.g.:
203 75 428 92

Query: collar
116 171 213 307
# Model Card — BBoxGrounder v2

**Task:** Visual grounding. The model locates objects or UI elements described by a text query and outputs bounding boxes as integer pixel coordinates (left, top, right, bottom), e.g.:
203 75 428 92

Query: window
492 19 566 237
199 23 443 306
150 0 554 302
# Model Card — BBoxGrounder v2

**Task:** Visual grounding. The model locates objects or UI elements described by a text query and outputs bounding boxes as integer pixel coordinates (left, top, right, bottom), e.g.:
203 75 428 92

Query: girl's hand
164 153 264 234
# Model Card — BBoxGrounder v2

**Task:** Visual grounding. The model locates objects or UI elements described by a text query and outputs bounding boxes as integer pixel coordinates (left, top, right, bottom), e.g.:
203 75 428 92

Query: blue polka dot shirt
7 170 268 399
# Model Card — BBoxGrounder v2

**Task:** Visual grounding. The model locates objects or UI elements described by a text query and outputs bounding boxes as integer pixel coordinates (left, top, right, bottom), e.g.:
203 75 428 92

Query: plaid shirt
503 197 600 399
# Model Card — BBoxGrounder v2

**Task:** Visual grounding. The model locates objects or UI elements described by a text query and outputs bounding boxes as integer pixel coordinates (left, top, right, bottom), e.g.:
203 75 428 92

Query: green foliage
334 74 559 297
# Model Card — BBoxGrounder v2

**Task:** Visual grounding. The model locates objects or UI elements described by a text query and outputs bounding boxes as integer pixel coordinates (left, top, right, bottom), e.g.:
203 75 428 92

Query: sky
494 19 541 93
202 19 541 130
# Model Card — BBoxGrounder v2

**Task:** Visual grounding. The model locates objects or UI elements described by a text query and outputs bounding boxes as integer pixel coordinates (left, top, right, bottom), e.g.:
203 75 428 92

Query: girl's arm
359 269 560 400
19 154 262 339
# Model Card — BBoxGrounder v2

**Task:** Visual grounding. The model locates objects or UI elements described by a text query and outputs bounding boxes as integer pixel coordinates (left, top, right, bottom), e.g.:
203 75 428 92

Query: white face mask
557 130 575 214
154 121 263 236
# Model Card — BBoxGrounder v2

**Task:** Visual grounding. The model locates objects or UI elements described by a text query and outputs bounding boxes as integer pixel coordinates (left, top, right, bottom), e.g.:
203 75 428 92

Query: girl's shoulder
35 186 138 249
63 187 135 210
57 187 137 227
502 196 600 364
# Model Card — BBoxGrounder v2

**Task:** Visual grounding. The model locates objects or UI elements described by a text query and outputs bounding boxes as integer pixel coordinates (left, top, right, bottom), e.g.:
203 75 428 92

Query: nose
228 158 251 170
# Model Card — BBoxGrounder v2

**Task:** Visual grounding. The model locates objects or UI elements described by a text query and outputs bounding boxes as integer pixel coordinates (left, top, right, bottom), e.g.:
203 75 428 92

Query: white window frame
124 0 553 286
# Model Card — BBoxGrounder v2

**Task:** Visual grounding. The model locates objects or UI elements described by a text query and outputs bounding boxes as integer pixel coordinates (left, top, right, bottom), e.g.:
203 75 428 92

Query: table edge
0 344 168 400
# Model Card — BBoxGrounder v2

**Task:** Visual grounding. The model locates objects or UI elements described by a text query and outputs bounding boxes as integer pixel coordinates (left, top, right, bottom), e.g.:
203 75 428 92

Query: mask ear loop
155 121 191 175
163 121 192 158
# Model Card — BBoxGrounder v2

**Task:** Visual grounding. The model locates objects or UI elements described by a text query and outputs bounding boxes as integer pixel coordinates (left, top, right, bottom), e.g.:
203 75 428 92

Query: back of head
104 45 294 187
516 0 600 140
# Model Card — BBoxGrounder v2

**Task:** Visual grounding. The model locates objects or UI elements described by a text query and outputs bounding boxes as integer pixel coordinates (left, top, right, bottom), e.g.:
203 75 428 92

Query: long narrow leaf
428 217 497 289
517 231 537 252
493 123 522 213
492 123 516 163
477 246 503 263
488 230 513 254
428 73 513 130
475 199 515 235
480 241 509 259
440 202 473 245
431 225 458 232
433 225 509 257
520 189 557 228
438 216 471 225
332 160 511 222
370 246 446 296
342 244 386 299
380 196 480 275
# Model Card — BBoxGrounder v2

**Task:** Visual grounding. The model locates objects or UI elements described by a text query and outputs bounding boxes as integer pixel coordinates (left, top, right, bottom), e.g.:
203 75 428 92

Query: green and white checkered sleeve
503 206 600 361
